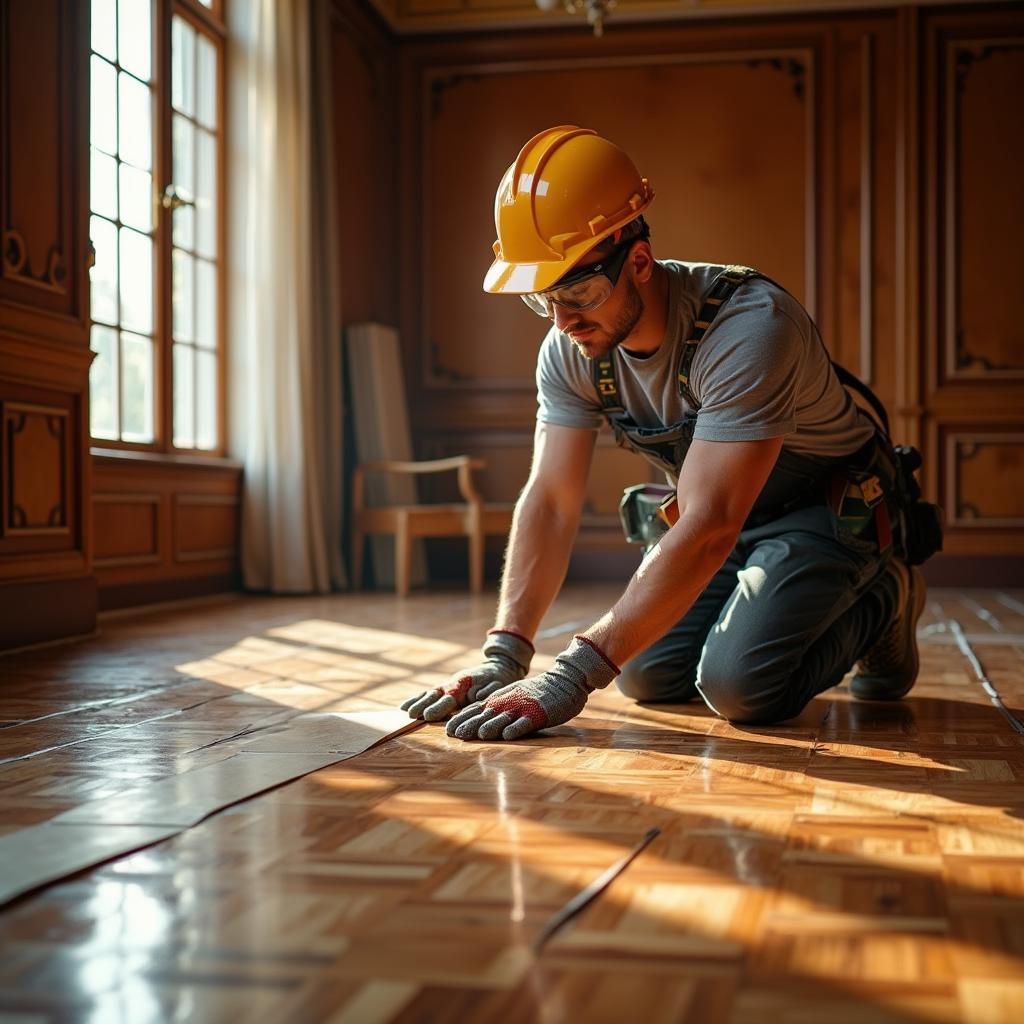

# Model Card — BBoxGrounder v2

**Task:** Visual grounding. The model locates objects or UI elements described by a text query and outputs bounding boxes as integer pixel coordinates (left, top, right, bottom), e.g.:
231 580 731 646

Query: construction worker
401 125 930 742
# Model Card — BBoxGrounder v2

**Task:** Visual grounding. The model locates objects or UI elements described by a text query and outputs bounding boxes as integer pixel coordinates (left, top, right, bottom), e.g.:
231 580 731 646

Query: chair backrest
345 322 427 586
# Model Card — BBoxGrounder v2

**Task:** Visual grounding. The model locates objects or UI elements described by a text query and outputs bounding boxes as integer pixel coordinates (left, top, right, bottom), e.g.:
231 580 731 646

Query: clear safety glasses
521 238 635 318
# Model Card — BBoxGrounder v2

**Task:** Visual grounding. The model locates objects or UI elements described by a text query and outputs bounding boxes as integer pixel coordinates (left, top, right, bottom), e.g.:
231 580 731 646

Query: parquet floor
0 584 1022 1023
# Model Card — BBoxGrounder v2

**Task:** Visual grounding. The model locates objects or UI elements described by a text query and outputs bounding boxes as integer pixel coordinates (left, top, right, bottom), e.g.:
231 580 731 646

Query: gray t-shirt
536 260 874 461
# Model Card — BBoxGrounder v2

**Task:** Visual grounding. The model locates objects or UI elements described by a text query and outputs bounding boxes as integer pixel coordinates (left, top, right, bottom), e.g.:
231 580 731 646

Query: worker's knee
615 650 699 704
695 646 794 725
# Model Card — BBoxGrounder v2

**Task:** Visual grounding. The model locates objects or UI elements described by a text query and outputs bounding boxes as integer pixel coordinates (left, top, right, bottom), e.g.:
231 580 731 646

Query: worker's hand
446 635 619 742
401 630 534 722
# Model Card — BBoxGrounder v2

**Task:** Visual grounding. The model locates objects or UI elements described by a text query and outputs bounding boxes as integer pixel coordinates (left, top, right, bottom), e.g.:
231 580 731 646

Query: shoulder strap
677 265 760 408
593 356 625 414
591 264 760 416
831 361 891 438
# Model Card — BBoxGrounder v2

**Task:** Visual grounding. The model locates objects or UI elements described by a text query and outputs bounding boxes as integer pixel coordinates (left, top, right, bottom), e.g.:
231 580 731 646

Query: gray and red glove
446 635 619 742
401 629 534 722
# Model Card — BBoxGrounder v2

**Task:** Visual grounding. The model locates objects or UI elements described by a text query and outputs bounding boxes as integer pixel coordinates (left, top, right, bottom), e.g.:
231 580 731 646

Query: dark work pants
615 504 900 724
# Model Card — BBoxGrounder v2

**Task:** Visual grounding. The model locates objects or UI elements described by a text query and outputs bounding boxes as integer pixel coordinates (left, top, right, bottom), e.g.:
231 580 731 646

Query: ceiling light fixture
535 0 617 38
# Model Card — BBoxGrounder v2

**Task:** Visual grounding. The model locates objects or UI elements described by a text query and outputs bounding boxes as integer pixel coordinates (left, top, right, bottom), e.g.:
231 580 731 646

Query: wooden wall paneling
0 1 93 649
833 15 899 424
940 33 1024 386
401 17 837 566
92 493 161 569
92 453 240 610
0 0 85 329
923 5 1024 569
331 0 399 330
173 493 239 563
929 420 1024 567
420 45 817 393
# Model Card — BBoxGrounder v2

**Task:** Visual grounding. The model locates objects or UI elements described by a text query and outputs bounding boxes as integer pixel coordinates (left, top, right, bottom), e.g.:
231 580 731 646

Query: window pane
196 349 217 450
173 204 195 250
90 325 119 440
90 215 118 325
172 249 195 342
173 344 195 448
90 148 118 222
196 34 217 130
121 332 154 443
91 0 117 62
171 17 195 118
118 0 152 82
119 163 152 233
196 258 216 348
119 72 151 170
172 113 195 197
196 129 217 259
119 227 153 335
90 56 117 155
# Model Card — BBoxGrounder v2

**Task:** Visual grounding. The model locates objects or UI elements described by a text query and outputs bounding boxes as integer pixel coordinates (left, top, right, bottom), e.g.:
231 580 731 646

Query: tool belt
619 428 944 565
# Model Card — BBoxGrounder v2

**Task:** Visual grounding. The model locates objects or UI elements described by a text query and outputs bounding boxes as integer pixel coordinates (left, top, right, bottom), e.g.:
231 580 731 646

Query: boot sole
850 565 927 701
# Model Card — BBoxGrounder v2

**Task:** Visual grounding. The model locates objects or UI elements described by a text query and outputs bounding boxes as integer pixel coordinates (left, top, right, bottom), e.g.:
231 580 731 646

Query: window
89 0 225 453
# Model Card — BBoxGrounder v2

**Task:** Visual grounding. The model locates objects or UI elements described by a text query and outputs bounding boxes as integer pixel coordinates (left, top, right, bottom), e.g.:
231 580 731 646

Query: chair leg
394 515 411 598
351 527 365 591
468 516 484 594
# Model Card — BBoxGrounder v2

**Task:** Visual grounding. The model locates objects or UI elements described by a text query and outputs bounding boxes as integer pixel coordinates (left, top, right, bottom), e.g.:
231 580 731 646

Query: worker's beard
569 278 644 360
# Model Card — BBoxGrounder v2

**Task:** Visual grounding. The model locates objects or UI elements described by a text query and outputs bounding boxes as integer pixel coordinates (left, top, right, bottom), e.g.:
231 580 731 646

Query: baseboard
922 554 1024 589
98 572 240 612
0 575 97 652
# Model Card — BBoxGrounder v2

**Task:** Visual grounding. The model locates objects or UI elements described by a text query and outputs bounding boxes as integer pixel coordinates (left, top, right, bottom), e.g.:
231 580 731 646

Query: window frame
89 0 228 458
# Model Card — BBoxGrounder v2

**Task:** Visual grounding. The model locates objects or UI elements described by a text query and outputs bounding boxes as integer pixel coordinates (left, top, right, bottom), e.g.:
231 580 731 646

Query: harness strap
594 356 625 414
677 265 760 407
591 264 760 414
831 361 891 438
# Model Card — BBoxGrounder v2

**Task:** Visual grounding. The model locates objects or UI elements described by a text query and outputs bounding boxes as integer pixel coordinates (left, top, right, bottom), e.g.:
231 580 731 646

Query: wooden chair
351 456 513 597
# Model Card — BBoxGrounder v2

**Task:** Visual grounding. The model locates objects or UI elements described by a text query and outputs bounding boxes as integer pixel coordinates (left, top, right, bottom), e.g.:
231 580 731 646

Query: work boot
850 559 926 700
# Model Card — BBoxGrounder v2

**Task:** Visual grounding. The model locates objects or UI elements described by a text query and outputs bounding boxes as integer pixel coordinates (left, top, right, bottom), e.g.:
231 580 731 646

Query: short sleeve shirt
536 260 874 461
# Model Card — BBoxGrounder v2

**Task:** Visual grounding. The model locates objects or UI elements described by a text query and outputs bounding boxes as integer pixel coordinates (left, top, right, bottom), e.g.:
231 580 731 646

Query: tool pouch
618 484 676 546
892 445 944 565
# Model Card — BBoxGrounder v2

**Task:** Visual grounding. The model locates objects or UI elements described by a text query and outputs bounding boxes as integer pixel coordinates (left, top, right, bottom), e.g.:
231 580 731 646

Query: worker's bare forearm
584 511 738 667
493 487 581 641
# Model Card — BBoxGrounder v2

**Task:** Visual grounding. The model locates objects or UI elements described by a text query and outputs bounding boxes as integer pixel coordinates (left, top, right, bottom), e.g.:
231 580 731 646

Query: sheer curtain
227 0 345 592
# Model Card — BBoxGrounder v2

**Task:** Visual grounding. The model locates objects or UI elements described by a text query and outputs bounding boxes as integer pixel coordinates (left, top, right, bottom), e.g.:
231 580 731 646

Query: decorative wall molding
418 44 818 393
0 1 82 320
2 229 67 294
173 493 239 564
368 0 992 35
746 56 806 99
859 31 874 386
941 35 1024 383
92 492 161 568
2 401 69 536
944 430 1024 530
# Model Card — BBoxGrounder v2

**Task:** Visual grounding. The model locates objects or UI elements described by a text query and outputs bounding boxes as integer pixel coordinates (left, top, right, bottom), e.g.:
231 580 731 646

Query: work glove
401 629 534 722
446 635 619 742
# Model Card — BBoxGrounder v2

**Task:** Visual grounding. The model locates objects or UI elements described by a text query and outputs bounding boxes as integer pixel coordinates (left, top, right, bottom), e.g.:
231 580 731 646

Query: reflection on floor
0 584 1022 1023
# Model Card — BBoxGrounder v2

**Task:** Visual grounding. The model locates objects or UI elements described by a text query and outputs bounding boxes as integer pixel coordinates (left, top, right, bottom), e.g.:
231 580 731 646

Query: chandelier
535 0 617 37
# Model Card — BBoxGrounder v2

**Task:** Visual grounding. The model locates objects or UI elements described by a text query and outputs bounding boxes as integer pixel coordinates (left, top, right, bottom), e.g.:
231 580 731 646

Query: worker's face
551 261 644 360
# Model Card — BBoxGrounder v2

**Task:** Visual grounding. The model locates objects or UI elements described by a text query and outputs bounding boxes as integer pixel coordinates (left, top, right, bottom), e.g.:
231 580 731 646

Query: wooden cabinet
0 2 95 648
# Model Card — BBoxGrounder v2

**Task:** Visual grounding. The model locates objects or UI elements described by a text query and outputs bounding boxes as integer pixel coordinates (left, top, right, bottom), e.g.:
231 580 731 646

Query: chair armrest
352 456 487 512
357 456 485 475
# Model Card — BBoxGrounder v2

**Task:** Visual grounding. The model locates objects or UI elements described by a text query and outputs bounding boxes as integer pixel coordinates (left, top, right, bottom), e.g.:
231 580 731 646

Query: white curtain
227 0 346 592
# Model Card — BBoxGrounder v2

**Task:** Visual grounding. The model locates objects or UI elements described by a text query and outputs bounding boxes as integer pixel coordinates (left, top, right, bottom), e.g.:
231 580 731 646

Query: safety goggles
521 238 635 318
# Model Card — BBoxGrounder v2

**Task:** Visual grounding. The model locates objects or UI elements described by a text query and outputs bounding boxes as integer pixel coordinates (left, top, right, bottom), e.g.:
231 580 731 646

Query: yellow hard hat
483 125 654 295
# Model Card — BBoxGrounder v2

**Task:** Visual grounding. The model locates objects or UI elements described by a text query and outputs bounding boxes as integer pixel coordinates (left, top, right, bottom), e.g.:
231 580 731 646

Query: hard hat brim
483 255 570 296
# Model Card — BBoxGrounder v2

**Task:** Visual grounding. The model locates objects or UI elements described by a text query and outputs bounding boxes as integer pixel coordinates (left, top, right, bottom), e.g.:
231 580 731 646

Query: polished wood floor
0 584 1022 1023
